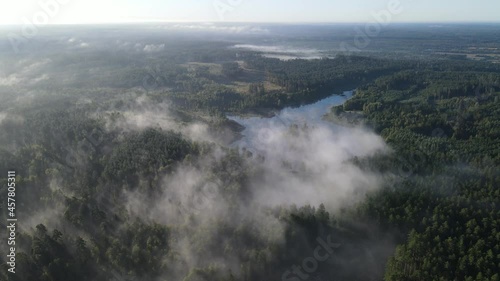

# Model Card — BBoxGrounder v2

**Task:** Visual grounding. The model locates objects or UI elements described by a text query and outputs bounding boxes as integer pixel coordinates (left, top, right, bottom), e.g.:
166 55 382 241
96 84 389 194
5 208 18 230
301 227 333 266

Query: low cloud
143 43 165 53
67 37 90 48
233 44 328 60
118 92 389 279
101 95 216 143
249 124 386 209
166 23 269 34
0 59 52 86
123 148 286 277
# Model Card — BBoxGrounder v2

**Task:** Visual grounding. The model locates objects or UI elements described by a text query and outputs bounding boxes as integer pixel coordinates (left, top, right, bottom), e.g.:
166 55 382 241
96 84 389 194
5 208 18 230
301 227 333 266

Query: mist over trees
0 24 499 281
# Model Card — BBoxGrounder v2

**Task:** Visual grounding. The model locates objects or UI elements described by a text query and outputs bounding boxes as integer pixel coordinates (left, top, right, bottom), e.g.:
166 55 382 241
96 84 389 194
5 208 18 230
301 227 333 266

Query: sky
0 0 499 25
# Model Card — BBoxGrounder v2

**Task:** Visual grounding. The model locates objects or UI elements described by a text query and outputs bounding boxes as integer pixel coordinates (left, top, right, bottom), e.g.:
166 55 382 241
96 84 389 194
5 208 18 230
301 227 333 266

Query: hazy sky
0 0 499 25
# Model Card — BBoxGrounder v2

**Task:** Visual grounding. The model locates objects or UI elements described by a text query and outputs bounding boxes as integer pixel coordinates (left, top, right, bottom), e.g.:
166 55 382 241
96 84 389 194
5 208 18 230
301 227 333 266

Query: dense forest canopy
0 23 499 281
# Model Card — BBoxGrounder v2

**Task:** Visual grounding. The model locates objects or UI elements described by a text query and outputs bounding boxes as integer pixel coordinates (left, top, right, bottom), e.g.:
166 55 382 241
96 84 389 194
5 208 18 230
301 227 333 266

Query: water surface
228 90 354 152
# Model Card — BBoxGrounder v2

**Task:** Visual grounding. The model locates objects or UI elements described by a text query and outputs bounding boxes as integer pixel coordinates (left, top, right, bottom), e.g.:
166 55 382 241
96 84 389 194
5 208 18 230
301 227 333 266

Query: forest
0 24 499 281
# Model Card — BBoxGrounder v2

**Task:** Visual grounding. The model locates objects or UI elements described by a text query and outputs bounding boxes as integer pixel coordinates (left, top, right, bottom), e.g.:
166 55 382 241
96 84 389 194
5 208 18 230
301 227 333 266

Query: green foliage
103 128 196 181
348 68 500 280
1 43 499 281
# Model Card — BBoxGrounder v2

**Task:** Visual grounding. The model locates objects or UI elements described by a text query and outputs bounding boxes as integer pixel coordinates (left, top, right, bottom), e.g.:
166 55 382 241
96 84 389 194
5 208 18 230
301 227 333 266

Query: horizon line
1 20 500 27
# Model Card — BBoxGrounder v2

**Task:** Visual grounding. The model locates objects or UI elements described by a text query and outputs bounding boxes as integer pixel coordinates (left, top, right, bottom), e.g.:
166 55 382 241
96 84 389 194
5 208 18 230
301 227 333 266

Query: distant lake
227 90 354 152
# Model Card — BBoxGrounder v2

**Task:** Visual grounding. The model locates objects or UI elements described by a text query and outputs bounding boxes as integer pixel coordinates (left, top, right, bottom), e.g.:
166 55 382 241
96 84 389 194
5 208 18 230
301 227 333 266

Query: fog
107 89 391 279
233 44 327 60
230 92 387 209
0 25 397 281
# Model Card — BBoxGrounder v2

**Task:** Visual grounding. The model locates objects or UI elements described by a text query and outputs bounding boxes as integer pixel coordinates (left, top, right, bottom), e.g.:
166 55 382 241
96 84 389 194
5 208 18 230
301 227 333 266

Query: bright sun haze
0 0 499 24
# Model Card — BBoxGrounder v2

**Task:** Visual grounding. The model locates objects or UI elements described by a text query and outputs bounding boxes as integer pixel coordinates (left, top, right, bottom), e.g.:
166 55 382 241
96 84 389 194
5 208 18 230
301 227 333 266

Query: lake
227 90 354 153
